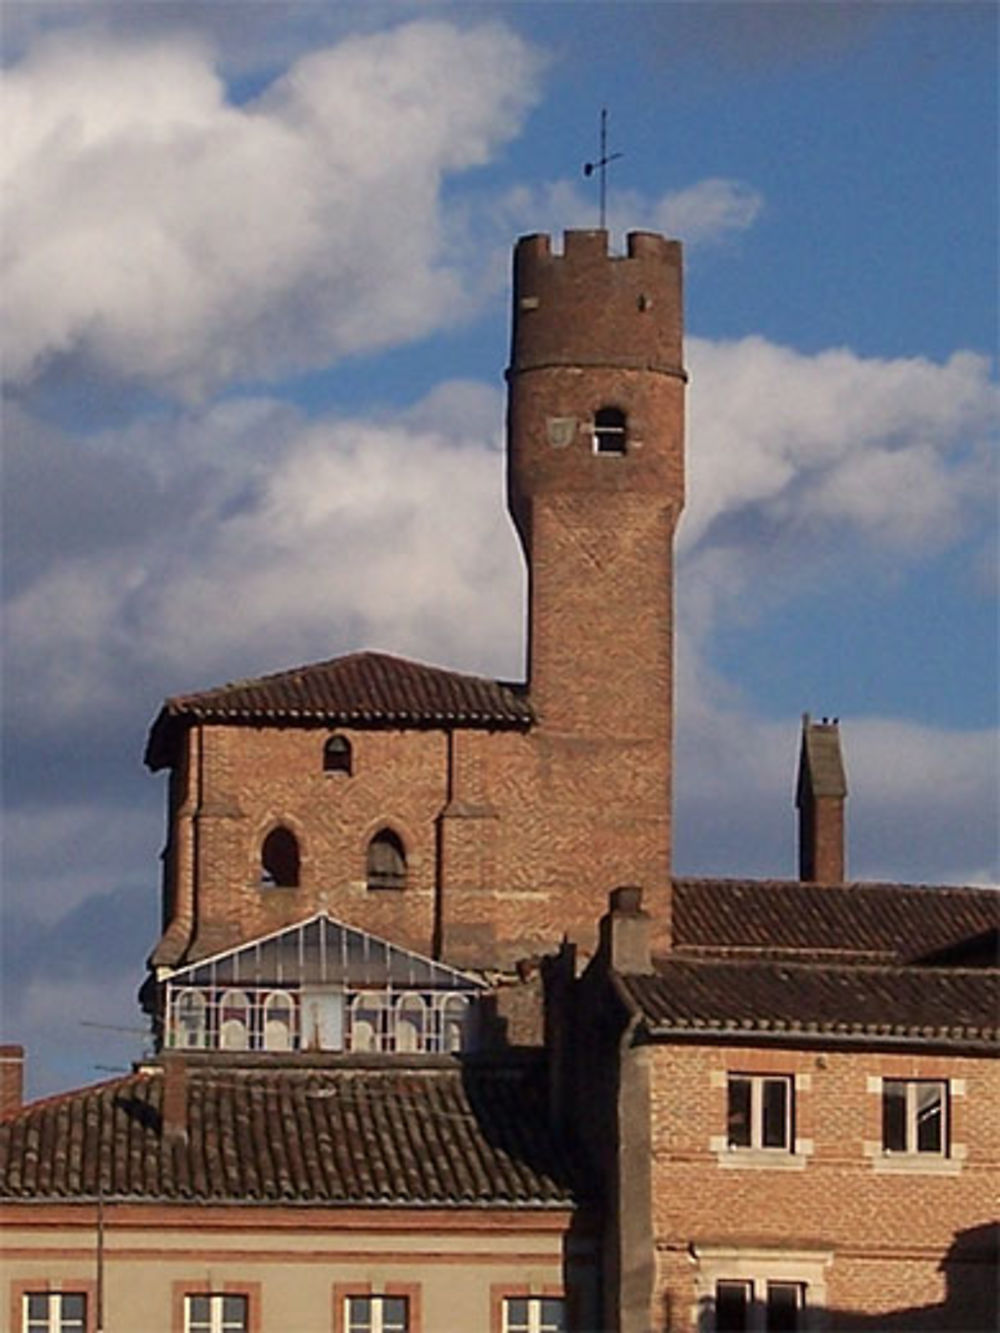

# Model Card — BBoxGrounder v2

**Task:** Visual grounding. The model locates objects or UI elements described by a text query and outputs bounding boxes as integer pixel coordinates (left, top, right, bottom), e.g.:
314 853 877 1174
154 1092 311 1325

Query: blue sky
2 1 996 1098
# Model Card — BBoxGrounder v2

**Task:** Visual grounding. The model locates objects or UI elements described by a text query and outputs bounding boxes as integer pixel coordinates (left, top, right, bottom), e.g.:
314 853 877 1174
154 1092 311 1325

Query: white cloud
495 176 764 251
2 21 542 397
681 338 997 581
4 382 524 728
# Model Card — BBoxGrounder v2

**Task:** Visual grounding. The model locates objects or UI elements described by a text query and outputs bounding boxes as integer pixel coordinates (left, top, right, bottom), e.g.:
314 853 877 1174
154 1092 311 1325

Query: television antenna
583 107 623 230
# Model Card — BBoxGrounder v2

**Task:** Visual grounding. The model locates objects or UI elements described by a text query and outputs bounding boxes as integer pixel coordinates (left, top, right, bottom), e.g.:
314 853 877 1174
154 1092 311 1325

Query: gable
167 912 486 992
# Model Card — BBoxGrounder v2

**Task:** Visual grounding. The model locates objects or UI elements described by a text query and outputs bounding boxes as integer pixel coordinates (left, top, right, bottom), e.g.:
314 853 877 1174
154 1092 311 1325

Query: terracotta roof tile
621 959 999 1048
0 1060 582 1208
671 878 1000 963
146 652 532 769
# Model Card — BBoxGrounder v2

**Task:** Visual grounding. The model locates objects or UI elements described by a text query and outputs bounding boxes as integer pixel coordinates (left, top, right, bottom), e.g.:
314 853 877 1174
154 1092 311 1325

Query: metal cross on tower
583 107 623 230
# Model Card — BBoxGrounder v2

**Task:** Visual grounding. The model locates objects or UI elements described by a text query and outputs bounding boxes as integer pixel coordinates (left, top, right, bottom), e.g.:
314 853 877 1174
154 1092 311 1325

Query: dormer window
260 825 300 888
367 828 406 890
323 735 352 775
593 406 627 455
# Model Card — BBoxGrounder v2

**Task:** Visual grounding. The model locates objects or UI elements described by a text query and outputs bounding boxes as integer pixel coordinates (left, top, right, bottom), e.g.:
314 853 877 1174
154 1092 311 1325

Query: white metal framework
164 913 485 1055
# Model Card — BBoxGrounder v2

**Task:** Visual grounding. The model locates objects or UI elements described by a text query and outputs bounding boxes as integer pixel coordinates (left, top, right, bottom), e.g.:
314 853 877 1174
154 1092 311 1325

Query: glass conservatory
162 913 486 1055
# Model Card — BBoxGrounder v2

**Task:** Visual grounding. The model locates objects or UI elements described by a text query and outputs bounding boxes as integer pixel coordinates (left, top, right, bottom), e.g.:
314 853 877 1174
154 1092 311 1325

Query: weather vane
583 107 623 230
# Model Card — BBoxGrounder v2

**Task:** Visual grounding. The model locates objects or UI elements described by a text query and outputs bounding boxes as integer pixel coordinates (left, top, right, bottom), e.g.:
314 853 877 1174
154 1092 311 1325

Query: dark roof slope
620 959 999 1049
672 878 1000 964
0 1059 581 1207
146 651 533 769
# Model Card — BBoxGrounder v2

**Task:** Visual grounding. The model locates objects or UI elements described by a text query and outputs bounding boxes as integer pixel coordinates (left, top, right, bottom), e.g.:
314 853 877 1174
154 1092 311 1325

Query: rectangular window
23 1295 86 1333
713 1281 805 1332
185 1294 248 1333
503 1296 567 1333
727 1075 793 1151
882 1080 947 1155
345 1295 409 1333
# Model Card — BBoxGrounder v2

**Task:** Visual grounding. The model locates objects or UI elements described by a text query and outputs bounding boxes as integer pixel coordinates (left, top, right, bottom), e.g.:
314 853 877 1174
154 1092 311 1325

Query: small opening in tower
367 828 407 891
593 406 627 455
323 734 352 775
260 825 300 888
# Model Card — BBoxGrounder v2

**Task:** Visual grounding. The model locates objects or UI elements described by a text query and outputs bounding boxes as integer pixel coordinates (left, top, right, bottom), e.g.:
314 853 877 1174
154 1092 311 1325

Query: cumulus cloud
4 382 524 736
2 21 542 397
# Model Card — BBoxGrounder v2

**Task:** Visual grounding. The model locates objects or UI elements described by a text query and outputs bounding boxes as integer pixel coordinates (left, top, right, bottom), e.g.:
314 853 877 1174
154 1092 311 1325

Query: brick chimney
161 1054 188 1144
0 1045 24 1116
598 886 654 975
796 714 848 883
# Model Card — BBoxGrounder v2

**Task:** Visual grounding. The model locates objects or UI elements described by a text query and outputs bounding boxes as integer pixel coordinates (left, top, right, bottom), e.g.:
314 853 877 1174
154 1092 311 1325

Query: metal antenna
583 107 623 229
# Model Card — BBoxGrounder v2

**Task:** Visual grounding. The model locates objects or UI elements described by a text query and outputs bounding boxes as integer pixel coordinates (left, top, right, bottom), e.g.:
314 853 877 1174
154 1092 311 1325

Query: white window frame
184 1292 249 1333
344 1293 409 1333
882 1078 948 1156
727 1074 793 1152
23 1293 87 1333
502 1295 567 1333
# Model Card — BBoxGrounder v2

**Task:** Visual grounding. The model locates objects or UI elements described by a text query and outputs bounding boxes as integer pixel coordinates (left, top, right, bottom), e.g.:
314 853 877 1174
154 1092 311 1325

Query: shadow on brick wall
690 1222 998 1333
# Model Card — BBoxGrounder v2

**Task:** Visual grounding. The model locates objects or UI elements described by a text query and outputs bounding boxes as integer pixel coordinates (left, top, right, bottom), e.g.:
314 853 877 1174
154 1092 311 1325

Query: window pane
346 1296 373 1333
916 1083 944 1154
716 1281 751 1333
762 1078 789 1149
882 1080 907 1152
504 1298 531 1333
59 1294 86 1333
187 1295 211 1320
381 1296 408 1332
26 1295 49 1318
539 1297 567 1331
727 1077 752 1148
766 1283 802 1332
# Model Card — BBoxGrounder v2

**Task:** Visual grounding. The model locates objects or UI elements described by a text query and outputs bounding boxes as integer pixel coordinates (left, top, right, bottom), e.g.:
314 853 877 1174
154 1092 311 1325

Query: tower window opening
593 406 627 455
367 828 407 891
323 735 352 775
260 825 300 888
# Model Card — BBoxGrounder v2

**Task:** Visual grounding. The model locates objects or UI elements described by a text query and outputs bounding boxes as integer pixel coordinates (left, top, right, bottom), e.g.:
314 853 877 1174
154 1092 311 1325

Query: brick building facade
1 230 997 1333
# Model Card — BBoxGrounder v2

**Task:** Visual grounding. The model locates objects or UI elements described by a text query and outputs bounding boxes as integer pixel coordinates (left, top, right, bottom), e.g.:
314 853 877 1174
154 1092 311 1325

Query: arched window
350 992 385 1052
442 994 470 1053
366 828 406 891
260 826 300 887
174 989 207 1049
263 990 295 1051
323 735 352 775
593 406 627 455
219 989 249 1050
395 994 426 1053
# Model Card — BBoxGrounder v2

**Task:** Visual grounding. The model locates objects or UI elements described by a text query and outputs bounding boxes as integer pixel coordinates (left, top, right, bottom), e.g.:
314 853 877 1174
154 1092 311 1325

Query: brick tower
507 230 686 938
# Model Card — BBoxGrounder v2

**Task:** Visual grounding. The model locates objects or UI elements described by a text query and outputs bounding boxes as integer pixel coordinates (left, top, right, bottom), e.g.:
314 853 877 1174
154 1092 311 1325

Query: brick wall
647 1042 999 1330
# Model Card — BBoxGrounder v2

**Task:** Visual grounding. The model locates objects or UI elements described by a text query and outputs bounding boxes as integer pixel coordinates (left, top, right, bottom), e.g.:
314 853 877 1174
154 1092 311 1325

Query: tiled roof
619 959 999 1048
0 1059 581 1207
671 878 1000 964
146 652 532 769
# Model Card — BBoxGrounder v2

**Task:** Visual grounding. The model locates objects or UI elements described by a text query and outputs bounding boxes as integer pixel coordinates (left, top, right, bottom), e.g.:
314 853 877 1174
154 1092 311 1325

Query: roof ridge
673 876 998 896
1 1069 149 1123
167 649 521 710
